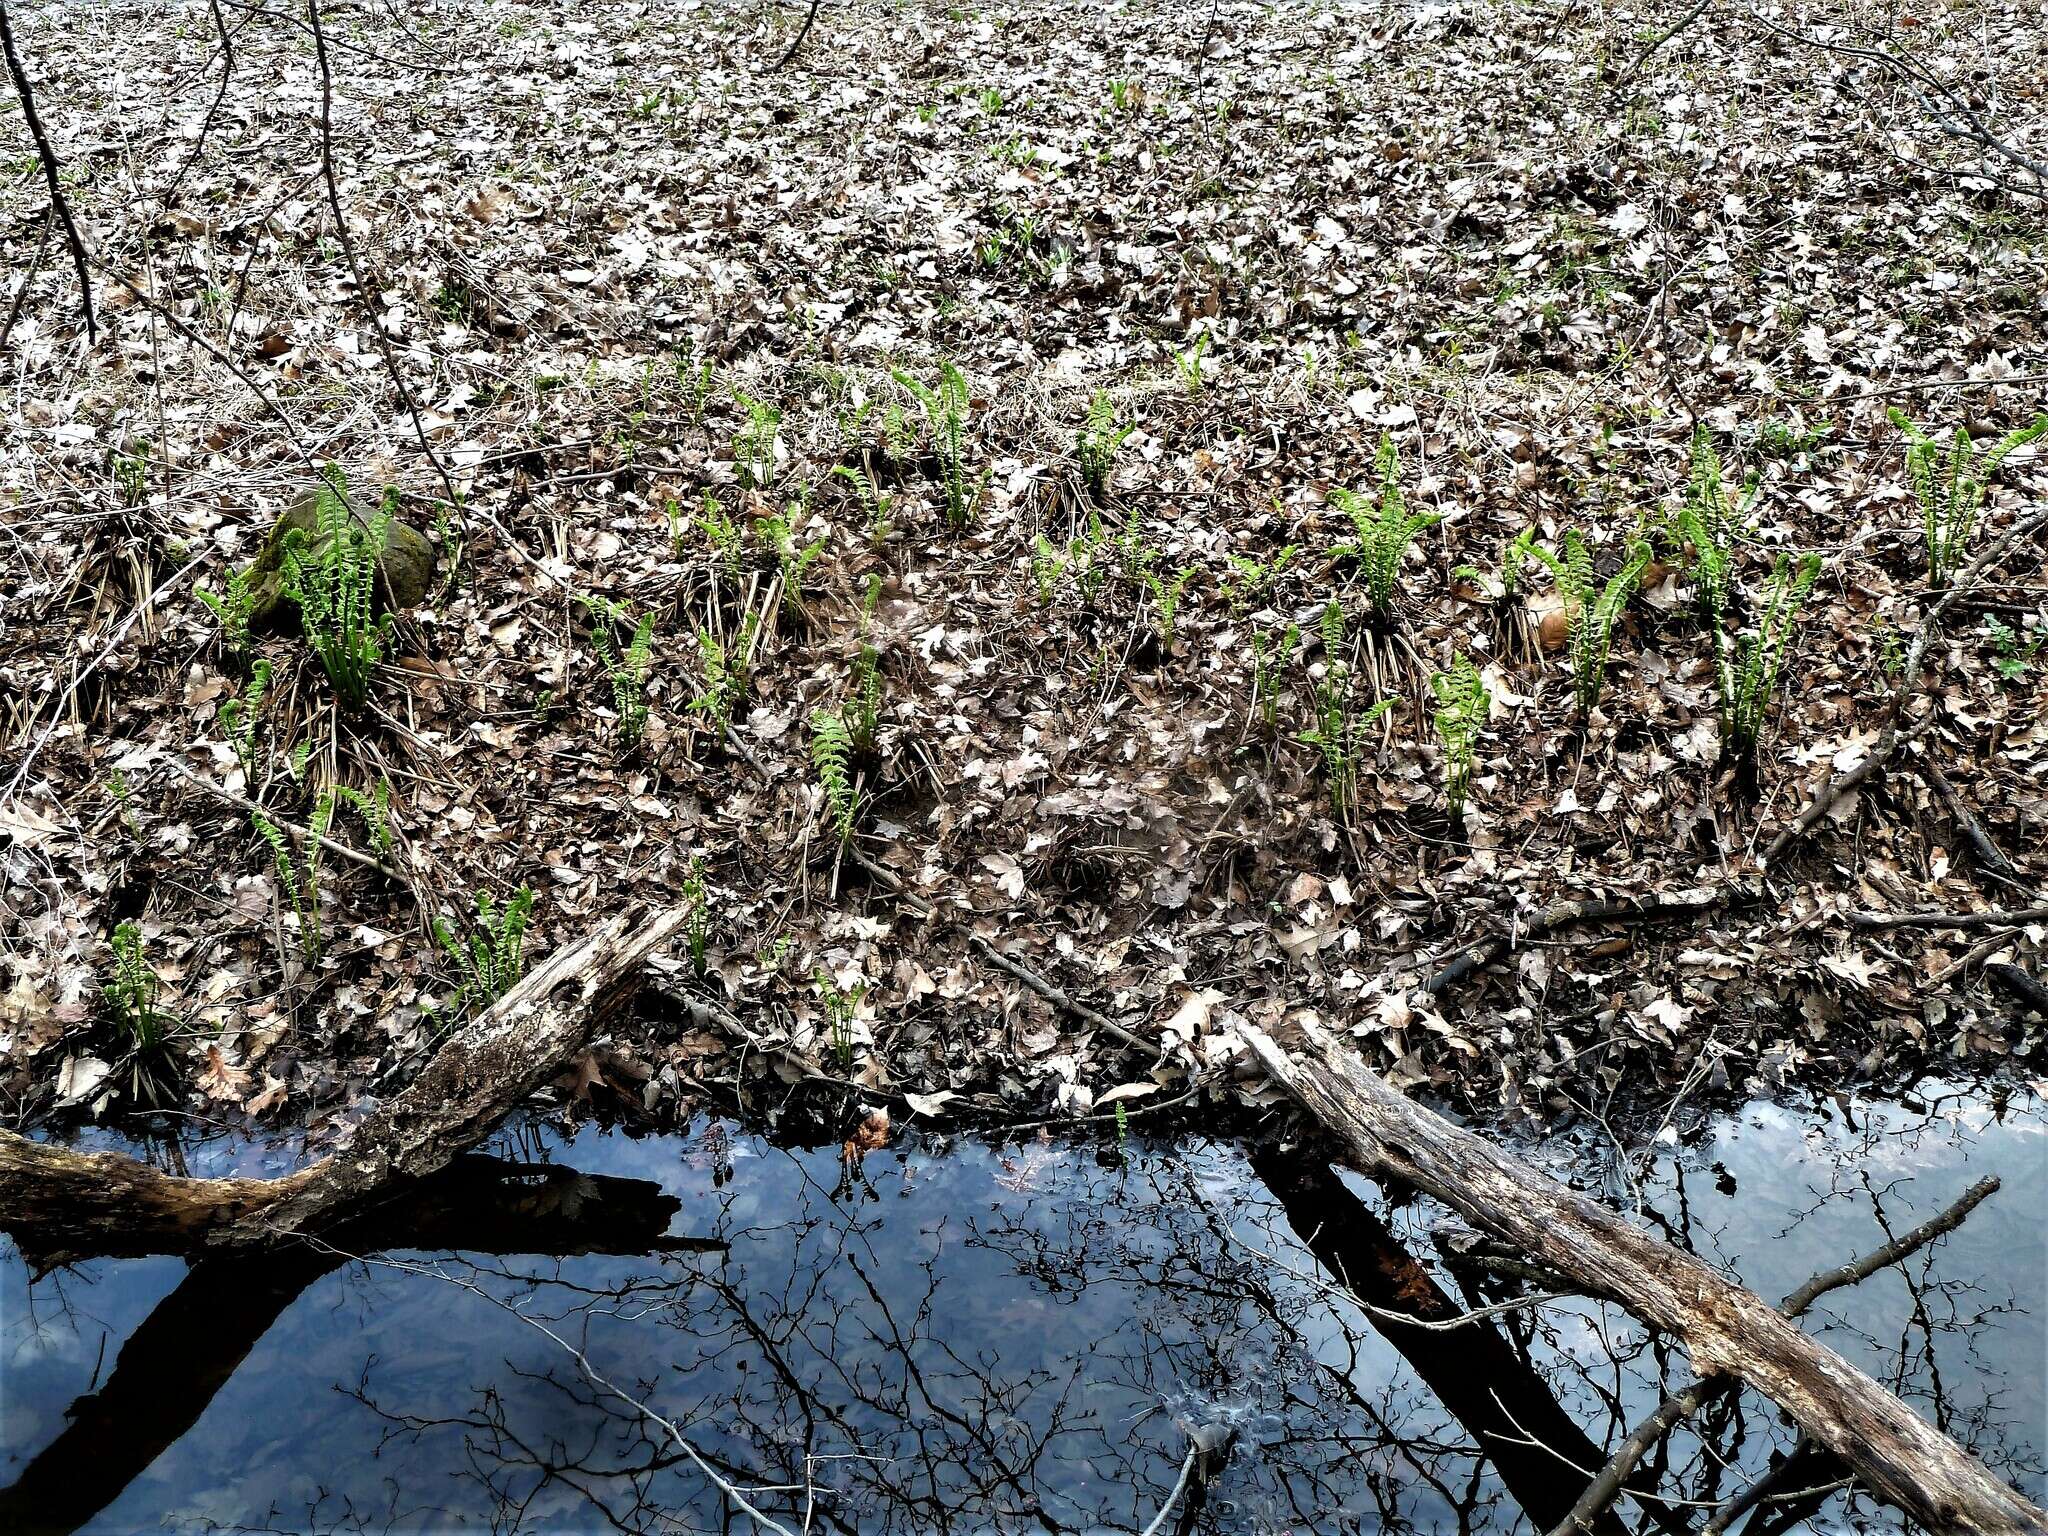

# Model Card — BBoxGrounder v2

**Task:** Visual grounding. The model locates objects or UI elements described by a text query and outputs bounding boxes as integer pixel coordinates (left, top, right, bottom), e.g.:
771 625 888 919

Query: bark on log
1242 1021 2047 1536
0 903 688 1266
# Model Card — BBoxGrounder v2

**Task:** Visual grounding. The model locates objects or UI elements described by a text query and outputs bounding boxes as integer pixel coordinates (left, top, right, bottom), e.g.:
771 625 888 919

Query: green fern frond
280 469 393 710
1891 408 2048 588
810 707 860 846
1329 433 1440 619
584 596 655 747
434 886 535 1013
1715 552 1821 761
1429 654 1488 822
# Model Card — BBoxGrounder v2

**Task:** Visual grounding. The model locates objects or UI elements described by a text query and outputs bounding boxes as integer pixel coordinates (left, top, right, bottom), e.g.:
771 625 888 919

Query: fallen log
1546 1175 2001 1536
1242 1021 2047 1536
0 902 687 1267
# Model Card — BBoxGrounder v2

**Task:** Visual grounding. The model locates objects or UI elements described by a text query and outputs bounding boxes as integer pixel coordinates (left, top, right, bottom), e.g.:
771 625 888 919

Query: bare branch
0 0 95 340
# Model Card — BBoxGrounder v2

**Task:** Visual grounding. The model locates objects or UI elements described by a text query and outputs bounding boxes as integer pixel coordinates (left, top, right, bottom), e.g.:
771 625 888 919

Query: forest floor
2 0 2045 1150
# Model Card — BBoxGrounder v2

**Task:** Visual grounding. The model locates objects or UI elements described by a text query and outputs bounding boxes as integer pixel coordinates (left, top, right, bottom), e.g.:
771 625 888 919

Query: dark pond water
1 1086 2042 1534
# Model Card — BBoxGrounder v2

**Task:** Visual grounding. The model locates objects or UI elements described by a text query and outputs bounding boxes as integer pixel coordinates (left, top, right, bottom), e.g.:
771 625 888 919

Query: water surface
1 1086 2040 1533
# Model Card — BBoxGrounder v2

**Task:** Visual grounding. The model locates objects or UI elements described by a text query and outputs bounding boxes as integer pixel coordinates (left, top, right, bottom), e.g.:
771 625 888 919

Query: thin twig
840 843 1162 1056
1425 886 1753 995
159 757 401 878
305 0 463 509
1136 1441 1198 1536
4 552 208 801
1616 0 1712 83
1743 7 2048 194
971 933 1160 1056
1918 754 2025 891
1229 1230 1569 1332
1762 500 2048 866
297 1239 798 1536
1703 1435 1811 1534
0 207 52 350
771 0 823 70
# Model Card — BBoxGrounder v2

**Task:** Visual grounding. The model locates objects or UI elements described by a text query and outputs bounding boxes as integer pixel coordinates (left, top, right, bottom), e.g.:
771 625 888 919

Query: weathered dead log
1242 1021 2047 1536
0 903 687 1266
1547 1174 2001 1536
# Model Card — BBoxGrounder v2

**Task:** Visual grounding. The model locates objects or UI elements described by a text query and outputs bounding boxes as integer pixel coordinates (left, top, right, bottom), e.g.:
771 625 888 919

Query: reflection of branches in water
1757 1098 2042 1491
313 1113 2039 1535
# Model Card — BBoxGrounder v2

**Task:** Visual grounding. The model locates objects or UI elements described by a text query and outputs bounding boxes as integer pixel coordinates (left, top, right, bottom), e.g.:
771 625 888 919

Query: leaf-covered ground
2 0 2044 1140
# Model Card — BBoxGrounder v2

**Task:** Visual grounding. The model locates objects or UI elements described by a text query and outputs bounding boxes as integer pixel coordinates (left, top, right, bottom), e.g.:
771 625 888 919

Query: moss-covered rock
245 488 435 632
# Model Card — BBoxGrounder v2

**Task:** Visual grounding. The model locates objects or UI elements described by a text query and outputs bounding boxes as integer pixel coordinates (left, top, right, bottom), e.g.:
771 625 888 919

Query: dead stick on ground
1920 754 2024 888
1984 962 2048 1015
1425 886 1751 996
843 844 1162 1056
158 756 401 878
1849 905 2048 931
0 207 52 350
771 0 823 70
1547 1174 2003 1536
1761 500 2048 868
1243 1021 2041 1536
3 552 208 803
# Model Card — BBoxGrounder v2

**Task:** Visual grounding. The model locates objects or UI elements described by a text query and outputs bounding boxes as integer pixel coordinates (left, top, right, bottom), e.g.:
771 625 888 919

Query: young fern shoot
1568 537 1651 714
281 471 394 711
1429 654 1488 825
681 858 712 977
1249 620 1298 736
810 707 861 847
329 779 394 857
732 391 781 489
1677 428 1753 624
757 508 825 619
844 644 884 755
197 567 256 669
434 887 536 1013
1223 544 1298 616
892 360 987 529
104 922 175 1102
219 658 273 779
1145 565 1198 650
583 596 655 747
1329 433 1439 621
1713 552 1821 766
1891 408 2048 589
253 806 325 964
1076 390 1135 498
690 613 756 734
698 492 744 588
1513 531 1652 714
1298 601 1396 816
1030 535 1069 606
832 463 892 546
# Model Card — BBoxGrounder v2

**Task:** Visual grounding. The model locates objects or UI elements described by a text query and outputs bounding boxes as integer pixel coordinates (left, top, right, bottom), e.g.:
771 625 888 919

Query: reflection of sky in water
0 1086 2038 1533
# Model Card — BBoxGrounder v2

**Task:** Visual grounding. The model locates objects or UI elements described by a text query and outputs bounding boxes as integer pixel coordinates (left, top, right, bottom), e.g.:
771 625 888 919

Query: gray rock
245 487 435 632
